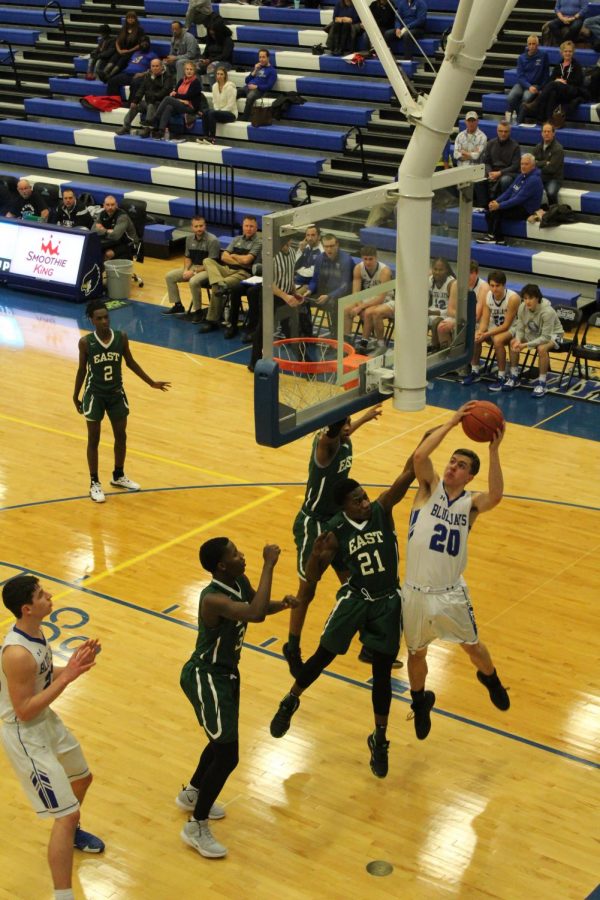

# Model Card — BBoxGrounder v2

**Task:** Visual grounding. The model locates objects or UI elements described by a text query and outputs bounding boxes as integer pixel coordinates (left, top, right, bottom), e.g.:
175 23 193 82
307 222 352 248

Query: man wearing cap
453 111 487 169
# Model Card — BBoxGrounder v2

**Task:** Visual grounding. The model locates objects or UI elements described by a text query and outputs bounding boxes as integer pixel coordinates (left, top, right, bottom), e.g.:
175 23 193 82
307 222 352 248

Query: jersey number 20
429 523 460 557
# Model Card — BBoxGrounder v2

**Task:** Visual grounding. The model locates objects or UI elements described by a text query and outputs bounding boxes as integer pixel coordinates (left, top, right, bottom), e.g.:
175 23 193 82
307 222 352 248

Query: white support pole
392 0 519 411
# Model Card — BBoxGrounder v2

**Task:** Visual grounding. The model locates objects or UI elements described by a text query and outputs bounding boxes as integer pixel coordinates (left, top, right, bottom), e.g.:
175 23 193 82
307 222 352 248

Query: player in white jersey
343 245 394 352
462 269 520 388
0 575 103 900
402 404 509 740
436 260 489 350
428 257 456 351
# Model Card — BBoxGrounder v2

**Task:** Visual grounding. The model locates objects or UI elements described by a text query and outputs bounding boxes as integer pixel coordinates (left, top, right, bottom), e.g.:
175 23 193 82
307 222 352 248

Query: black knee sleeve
296 644 336 690
371 651 394 717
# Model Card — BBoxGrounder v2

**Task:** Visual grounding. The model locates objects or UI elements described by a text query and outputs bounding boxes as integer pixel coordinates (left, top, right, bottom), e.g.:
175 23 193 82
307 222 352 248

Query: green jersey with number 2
84 330 125 396
191 576 253 672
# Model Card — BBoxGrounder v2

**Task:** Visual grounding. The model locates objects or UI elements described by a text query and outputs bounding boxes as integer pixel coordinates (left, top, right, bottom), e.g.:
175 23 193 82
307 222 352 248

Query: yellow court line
49 486 283 603
532 405 573 428
0 411 255 486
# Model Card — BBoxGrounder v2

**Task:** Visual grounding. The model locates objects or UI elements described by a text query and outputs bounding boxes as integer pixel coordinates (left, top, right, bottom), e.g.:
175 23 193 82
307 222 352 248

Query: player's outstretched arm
412 405 476 485
204 544 282 625
472 424 505 515
348 404 382 435
267 595 299 615
122 334 171 391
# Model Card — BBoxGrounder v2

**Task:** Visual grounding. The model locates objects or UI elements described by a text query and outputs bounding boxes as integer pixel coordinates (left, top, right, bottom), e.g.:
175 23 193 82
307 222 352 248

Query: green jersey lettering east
85 330 124 396
328 501 399 595
301 435 352 521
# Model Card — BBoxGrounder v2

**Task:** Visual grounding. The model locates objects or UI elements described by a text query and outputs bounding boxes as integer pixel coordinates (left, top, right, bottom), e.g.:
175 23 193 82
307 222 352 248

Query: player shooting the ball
402 401 509 741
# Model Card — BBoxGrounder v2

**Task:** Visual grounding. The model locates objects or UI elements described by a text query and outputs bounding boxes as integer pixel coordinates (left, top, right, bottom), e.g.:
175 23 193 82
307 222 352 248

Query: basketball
461 401 505 443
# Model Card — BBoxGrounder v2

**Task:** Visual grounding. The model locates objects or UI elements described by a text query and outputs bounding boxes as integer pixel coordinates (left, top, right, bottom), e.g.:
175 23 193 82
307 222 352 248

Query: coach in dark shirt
7 179 49 221
307 233 353 331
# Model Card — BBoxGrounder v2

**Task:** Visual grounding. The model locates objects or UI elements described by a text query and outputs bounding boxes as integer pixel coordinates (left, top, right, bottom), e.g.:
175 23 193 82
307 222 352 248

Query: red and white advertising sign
10 227 86 285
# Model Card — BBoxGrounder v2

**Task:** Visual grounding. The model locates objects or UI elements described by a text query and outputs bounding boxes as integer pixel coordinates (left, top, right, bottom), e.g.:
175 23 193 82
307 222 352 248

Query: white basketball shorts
1 709 89 818
402 582 478 653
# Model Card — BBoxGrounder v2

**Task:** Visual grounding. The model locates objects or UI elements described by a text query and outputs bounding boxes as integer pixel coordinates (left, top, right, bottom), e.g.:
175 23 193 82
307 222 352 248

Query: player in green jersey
284 405 382 678
73 299 170 503
178 537 297 859
271 445 420 779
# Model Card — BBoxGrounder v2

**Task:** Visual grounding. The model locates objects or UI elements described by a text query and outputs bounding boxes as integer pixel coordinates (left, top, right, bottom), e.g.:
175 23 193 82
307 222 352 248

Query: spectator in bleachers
101 11 146 79
52 189 94 229
185 0 213 32
476 121 521 208
165 21 200 83
343 245 394 353
545 0 589 45
198 17 234 87
581 14 600 50
369 0 396 42
93 195 138 260
479 154 544 245
6 180 49 221
305 233 354 332
105 36 154 96
428 257 455 352
85 25 115 81
504 35 549 124
324 0 364 56
199 217 262 333
162 216 221 321
462 269 520 388
453 111 487 168
239 49 278 120
151 61 207 139
523 41 584 124
199 66 238 143
117 58 174 137
504 283 564 397
384 0 427 61
532 122 564 206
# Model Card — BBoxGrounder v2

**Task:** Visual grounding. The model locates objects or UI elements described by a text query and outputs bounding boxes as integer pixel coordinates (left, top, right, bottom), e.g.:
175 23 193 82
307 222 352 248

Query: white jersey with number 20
405 481 473 590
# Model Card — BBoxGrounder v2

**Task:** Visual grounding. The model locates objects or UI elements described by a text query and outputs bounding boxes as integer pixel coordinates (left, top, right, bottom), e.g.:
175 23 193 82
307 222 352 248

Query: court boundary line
0 561 597 772
1 483 598 514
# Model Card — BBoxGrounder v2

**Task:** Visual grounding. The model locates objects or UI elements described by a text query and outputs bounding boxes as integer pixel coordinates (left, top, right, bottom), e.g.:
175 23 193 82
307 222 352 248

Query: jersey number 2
429 523 460 557
103 365 113 382
357 549 385 576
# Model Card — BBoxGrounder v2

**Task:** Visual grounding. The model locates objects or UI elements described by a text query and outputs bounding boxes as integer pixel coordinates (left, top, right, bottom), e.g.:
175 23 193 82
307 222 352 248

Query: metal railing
344 126 371 185
193 161 235 230
0 40 20 91
44 0 71 49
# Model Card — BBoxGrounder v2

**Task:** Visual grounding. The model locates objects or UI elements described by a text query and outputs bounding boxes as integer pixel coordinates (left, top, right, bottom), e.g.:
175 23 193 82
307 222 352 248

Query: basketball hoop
273 337 367 413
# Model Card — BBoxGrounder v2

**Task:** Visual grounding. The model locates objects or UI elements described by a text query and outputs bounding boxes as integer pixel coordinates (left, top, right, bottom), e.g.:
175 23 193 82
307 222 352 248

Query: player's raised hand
151 381 171 391
63 639 100 683
363 404 383 422
450 401 477 425
263 544 281 566
311 532 331 556
489 422 506 448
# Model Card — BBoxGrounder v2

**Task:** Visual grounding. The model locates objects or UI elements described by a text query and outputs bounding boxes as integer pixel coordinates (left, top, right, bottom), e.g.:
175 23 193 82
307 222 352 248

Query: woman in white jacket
199 66 238 143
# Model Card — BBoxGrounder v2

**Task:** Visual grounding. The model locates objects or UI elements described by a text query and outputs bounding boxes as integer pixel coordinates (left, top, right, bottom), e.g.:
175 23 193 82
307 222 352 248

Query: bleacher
0 0 598 305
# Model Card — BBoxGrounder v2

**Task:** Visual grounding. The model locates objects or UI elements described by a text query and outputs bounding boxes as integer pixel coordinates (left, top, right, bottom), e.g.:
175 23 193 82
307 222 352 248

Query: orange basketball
461 401 505 443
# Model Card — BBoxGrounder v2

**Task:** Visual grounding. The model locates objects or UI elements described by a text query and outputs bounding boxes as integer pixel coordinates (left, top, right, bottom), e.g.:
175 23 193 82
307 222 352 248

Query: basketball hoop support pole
387 0 519 411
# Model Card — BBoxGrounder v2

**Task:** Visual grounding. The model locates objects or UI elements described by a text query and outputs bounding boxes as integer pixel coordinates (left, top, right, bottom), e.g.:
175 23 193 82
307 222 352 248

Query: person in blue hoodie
505 35 550 123
384 0 428 61
479 154 544 245
239 48 277 121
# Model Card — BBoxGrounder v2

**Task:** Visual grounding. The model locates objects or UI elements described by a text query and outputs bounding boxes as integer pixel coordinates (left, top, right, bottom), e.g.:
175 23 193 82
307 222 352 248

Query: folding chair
562 311 600 389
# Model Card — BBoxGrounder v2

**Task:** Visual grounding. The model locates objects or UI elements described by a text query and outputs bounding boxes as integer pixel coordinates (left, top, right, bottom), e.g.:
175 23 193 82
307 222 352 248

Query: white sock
54 890 74 900
510 367 519 376
376 339 385 346
471 365 480 373
538 374 547 383
498 370 506 378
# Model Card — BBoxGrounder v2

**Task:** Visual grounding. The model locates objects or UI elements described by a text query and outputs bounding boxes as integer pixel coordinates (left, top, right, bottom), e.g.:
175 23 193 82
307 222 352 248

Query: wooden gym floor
0 262 598 900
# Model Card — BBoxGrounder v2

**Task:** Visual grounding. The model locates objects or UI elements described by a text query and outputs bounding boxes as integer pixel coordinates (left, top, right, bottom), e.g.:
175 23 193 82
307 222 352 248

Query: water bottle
511 111 517 125
164 127 170 142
